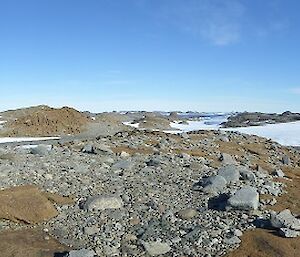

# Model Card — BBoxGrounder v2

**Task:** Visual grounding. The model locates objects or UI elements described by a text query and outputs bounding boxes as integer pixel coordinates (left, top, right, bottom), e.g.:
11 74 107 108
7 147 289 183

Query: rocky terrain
222 111 300 128
0 120 300 256
0 106 93 137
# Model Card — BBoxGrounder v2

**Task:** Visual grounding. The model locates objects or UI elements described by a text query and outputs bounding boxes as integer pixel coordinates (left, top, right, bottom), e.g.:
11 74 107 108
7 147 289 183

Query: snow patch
0 137 60 144
123 122 140 129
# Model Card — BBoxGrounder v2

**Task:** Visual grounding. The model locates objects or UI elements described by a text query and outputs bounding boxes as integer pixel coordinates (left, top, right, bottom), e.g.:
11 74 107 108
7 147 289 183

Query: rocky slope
0 106 92 137
0 126 300 257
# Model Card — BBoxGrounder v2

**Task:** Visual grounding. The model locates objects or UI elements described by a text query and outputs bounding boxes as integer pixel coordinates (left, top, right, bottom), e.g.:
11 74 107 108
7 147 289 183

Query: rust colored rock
0 185 59 224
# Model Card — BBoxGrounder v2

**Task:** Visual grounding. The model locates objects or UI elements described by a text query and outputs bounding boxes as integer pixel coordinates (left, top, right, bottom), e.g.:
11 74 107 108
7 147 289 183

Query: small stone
82 144 95 154
142 241 171 256
272 169 285 178
120 151 130 158
177 208 198 220
233 229 243 237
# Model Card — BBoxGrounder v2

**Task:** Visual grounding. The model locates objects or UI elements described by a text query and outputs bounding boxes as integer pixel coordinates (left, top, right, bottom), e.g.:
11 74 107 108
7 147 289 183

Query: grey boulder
227 186 259 210
202 175 227 194
218 165 240 184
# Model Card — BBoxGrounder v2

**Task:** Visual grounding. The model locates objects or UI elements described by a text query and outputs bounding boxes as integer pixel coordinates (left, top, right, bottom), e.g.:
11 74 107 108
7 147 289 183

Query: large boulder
202 175 227 194
218 165 240 184
227 186 259 210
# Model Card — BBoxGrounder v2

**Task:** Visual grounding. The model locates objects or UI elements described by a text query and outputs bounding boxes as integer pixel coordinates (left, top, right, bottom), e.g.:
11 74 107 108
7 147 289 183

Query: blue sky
0 0 300 112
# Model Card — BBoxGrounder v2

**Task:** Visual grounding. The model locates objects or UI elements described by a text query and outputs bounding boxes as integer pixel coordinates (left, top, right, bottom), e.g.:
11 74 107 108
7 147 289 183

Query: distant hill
222 111 300 128
0 105 92 136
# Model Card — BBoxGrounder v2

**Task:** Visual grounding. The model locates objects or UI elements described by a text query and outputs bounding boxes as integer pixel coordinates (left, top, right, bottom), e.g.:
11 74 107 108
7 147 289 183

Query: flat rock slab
0 185 62 223
227 186 259 210
83 195 123 211
0 229 69 257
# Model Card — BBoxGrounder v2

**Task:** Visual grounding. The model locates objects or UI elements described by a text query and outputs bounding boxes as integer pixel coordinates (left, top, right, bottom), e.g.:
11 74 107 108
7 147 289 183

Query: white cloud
159 0 245 46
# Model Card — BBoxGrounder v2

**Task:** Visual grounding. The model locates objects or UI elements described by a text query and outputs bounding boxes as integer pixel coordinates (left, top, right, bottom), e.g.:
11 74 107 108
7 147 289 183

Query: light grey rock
120 151 130 158
30 144 52 155
220 153 236 165
240 168 257 182
272 169 285 178
202 175 227 194
218 165 240 184
83 195 123 211
224 236 241 245
82 144 95 154
227 186 259 210
233 229 243 237
279 228 300 238
177 208 198 220
142 241 171 256
270 209 300 230
67 249 95 257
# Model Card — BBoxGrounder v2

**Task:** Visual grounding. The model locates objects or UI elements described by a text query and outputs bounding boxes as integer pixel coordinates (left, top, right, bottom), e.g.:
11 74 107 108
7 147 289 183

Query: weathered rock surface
227 186 259 210
0 185 58 223
83 195 123 211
